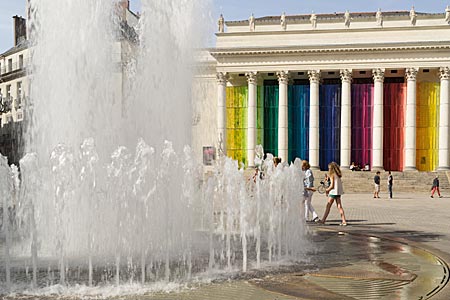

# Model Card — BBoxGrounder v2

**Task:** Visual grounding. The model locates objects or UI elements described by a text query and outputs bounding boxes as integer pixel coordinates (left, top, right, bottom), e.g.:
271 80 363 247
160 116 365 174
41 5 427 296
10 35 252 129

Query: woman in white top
320 162 347 226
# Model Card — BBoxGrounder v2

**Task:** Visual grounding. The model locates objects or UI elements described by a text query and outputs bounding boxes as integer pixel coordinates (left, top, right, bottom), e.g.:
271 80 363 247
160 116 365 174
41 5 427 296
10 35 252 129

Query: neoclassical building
194 9 450 171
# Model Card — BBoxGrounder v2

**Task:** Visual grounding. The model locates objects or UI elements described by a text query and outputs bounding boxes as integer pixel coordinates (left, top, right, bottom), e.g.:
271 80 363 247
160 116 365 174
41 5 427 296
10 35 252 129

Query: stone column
404 68 418 171
439 67 450 170
216 72 228 156
277 71 289 163
372 69 385 170
308 70 321 169
246 72 257 167
340 69 352 168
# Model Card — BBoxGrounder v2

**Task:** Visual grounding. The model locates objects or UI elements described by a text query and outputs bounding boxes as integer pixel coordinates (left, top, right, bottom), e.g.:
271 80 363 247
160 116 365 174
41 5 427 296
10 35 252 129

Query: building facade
0 1 138 165
197 9 450 171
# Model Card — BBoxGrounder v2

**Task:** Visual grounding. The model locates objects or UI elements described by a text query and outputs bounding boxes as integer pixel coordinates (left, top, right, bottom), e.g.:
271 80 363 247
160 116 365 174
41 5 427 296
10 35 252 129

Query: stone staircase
329 169 450 194
242 166 450 194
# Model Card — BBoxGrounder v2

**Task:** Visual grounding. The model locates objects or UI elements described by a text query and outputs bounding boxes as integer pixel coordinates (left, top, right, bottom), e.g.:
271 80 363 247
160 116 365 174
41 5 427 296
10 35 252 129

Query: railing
0 58 29 75
0 95 24 114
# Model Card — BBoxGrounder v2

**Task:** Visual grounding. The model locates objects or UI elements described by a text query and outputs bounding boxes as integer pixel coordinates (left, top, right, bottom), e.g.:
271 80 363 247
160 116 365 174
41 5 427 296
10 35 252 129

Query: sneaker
339 223 348 226
313 217 320 223
431 195 434 198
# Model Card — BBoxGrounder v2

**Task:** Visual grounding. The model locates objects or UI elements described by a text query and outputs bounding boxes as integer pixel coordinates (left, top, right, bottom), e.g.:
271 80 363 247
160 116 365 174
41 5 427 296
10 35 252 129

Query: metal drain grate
306 275 410 300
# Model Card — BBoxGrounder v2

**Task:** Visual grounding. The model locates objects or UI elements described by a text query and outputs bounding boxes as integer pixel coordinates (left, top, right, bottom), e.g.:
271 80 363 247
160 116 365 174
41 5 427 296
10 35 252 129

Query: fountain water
0 0 308 297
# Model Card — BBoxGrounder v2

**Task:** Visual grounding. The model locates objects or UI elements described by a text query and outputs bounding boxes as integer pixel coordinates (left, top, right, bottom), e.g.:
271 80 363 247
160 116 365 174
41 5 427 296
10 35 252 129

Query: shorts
374 184 380 192
329 194 341 199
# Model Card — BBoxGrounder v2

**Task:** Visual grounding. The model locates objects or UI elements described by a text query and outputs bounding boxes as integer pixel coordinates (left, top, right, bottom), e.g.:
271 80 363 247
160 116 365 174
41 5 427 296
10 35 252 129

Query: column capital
440 67 450 80
245 71 258 84
277 71 289 84
340 69 353 83
372 68 385 82
308 70 321 83
216 72 228 85
405 68 419 81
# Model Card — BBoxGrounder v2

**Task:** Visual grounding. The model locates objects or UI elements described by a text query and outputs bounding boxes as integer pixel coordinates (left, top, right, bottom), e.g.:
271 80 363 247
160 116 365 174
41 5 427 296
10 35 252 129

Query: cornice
216 24 450 37
210 43 450 57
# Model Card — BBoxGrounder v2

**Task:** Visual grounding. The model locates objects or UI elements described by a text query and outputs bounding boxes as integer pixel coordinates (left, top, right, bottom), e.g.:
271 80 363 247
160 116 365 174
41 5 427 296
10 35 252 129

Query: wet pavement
140 192 450 300
2 192 450 299
140 228 448 300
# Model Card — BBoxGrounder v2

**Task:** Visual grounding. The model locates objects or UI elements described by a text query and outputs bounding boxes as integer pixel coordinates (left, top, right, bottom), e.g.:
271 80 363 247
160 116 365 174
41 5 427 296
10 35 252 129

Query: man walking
373 171 381 198
431 175 443 198
387 171 393 199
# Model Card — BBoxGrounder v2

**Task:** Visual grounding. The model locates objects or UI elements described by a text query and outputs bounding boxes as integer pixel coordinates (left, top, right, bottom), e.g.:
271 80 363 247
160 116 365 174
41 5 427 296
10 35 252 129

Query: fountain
0 0 307 297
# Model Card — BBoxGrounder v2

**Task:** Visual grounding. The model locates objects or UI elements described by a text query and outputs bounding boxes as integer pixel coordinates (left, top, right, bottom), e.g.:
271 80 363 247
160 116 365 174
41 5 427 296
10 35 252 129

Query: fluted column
246 72 257 167
439 67 450 170
216 72 228 156
340 69 352 168
405 68 418 171
308 70 321 169
277 71 289 163
372 69 384 170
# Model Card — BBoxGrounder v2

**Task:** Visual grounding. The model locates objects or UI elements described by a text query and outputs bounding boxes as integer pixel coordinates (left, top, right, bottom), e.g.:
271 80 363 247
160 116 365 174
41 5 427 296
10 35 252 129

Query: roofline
216 23 450 37
127 7 140 19
226 11 444 25
1 41 29 58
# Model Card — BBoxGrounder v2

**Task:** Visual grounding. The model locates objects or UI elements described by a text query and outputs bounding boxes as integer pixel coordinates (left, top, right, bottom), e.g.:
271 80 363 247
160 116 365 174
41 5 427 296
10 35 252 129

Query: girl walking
320 162 347 226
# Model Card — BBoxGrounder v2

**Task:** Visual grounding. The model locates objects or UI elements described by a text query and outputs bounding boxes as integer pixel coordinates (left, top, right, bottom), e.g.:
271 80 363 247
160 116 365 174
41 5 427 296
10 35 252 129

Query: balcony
0 58 28 82
0 95 24 115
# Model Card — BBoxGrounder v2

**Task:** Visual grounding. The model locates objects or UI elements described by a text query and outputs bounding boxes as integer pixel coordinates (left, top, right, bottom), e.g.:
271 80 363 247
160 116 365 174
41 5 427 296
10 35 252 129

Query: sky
0 0 449 53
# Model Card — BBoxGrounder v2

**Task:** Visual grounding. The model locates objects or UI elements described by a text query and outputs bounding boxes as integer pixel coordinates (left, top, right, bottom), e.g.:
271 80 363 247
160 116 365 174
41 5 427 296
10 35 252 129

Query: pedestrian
273 157 281 167
323 173 331 188
302 160 319 222
319 162 347 226
387 171 393 199
431 175 443 198
373 171 381 198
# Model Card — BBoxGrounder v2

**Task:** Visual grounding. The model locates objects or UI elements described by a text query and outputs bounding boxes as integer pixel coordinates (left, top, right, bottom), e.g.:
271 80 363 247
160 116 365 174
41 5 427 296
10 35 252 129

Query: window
17 82 22 98
6 85 11 99
7 59 12 72
16 82 22 109
19 55 23 69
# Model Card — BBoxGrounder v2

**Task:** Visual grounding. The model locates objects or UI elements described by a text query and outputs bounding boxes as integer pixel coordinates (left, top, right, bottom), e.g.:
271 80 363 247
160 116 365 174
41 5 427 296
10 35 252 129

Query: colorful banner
226 86 248 165
288 84 310 162
264 85 279 157
257 86 264 146
351 83 374 169
319 84 341 170
416 82 439 171
383 83 406 171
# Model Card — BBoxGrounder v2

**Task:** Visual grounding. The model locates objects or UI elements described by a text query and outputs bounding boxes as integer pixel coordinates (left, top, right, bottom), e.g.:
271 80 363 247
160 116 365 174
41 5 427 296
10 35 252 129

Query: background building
194 9 450 171
0 0 139 165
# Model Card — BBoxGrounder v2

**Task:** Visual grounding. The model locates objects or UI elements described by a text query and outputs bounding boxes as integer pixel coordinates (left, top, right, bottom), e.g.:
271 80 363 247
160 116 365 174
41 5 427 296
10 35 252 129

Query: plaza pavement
310 191 450 299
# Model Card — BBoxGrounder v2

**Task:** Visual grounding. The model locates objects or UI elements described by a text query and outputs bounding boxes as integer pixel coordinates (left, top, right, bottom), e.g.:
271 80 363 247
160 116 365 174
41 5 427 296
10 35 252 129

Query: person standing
387 171 393 199
302 160 319 222
431 175 443 198
319 162 347 226
373 171 381 198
